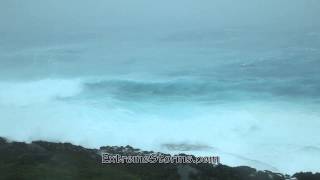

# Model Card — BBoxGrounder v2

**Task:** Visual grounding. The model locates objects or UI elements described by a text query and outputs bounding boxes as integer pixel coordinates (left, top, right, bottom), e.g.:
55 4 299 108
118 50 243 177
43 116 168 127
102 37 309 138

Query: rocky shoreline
0 137 318 180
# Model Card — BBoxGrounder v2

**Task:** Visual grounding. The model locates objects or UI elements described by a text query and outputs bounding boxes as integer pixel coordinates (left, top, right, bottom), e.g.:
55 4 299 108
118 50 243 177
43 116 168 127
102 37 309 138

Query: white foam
0 80 319 174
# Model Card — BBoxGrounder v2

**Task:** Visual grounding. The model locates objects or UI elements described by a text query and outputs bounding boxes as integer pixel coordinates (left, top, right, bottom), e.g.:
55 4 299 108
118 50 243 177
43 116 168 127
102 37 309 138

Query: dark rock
0 137 319 180
293 172 320 180
0 137 7 145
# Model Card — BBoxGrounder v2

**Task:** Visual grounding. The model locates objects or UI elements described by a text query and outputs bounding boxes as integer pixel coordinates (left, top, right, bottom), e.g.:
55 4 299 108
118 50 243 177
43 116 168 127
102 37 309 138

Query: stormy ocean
0 0 319 174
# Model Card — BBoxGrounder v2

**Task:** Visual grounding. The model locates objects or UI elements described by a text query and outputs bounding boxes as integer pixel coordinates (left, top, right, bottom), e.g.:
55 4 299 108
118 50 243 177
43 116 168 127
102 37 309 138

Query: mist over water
1 0 320 174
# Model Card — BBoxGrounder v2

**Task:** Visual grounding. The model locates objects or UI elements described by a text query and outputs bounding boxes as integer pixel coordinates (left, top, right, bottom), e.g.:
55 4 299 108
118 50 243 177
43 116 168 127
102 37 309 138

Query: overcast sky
1 0 319 46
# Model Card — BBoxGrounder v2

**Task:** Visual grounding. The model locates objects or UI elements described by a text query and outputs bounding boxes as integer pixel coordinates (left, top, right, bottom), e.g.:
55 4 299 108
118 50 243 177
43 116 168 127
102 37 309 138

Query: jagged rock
293 172 320 180
0 137 7 145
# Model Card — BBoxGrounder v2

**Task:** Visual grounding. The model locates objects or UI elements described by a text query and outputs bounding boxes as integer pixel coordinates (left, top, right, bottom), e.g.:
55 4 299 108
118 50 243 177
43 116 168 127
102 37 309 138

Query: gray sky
1 0 319 39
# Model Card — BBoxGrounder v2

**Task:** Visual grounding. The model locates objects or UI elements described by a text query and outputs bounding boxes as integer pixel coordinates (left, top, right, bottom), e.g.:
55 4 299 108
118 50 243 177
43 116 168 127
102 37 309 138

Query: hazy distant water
0 29 319 174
